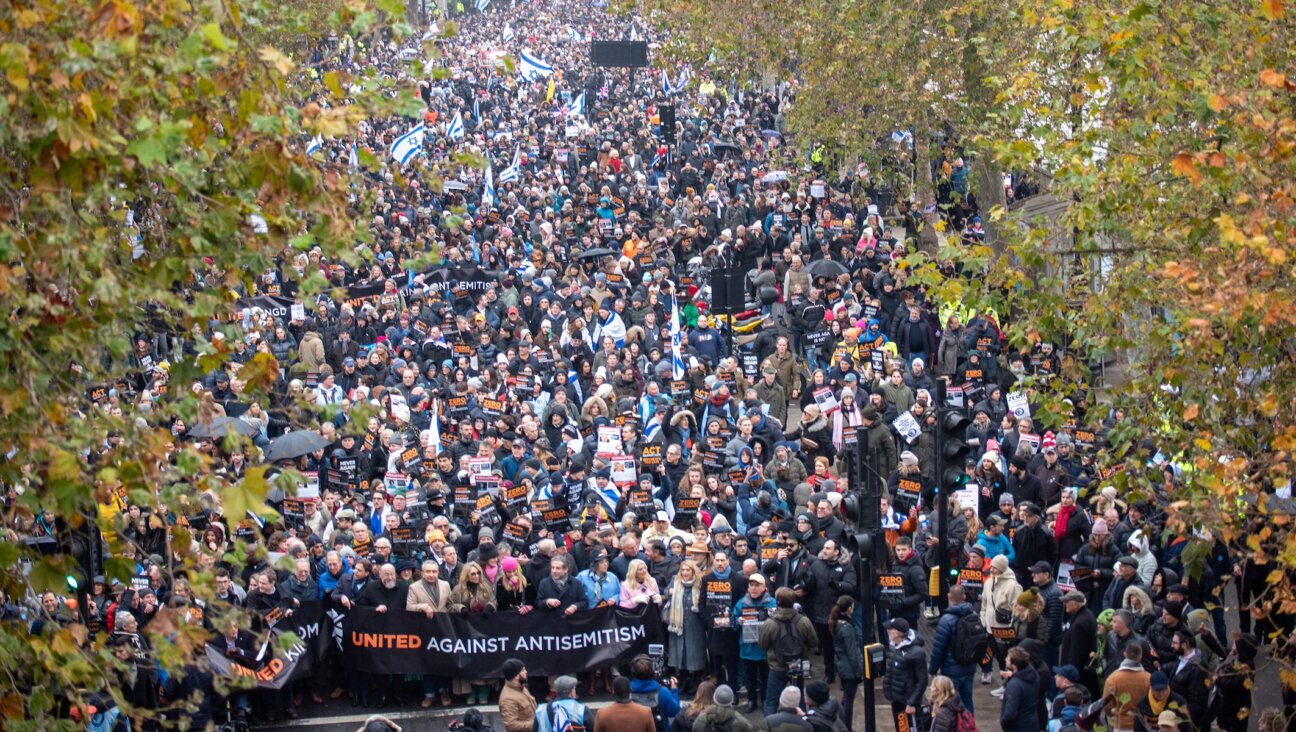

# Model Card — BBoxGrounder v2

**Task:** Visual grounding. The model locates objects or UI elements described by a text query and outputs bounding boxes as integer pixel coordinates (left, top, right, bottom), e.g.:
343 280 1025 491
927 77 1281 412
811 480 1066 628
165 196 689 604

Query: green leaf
201 22 233 52
125 137 167 166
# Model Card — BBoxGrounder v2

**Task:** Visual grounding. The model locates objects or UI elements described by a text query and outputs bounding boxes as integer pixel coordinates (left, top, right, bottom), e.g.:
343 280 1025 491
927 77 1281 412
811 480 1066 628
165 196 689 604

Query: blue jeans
951 673 974 713
804 346 822 373
764 668 789 716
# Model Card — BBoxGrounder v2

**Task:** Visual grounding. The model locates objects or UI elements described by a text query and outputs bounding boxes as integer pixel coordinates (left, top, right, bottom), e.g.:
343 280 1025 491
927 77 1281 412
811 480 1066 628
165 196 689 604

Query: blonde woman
449 562 497 704
926 675 969 732
619 559 661 609
664 559 707 691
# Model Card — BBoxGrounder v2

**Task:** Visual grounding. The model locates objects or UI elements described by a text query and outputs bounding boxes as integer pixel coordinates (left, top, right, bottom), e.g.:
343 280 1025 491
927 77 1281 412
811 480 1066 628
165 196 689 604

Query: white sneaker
981 671 991 684
990 687 1005 698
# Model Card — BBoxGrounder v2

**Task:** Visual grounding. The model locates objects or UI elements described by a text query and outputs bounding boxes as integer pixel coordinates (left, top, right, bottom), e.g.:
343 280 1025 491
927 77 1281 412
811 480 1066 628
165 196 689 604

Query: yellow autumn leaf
1183 403 1199 421
1259 0 1285 20
259 46 295 76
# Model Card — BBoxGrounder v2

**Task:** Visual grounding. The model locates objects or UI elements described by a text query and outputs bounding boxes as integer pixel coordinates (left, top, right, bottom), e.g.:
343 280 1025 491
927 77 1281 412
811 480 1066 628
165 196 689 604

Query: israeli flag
482 161 496 208
446 110 465 141
499 147 521 184
502 23 515 43
670 295 685 379
596 485 620 515
562 91 585 117
661 69 674 96
674 66 691 92
306 134 323 155
519 49 553 80
389 123 425 165
473 97 481 127
475 0 490 10
348 142 359 172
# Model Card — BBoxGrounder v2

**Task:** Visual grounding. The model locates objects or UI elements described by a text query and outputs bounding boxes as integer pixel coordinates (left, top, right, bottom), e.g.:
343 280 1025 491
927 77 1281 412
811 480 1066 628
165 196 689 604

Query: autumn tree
0 0 425 726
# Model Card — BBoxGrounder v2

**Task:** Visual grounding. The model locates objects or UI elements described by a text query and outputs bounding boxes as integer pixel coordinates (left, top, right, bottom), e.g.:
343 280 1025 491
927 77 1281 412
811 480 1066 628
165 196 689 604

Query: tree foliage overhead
641 0 1296 632
0 0 418 725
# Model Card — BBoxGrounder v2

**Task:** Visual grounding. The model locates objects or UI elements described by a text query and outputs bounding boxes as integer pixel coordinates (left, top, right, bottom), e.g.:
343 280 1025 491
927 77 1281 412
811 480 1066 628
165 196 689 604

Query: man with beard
356 564 410 709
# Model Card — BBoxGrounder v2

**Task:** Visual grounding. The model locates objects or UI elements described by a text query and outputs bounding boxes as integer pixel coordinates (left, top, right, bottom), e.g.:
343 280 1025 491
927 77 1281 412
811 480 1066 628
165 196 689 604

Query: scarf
1054 504 1076 542
1147 691 1169 715
484 563 500 584
666 579 698 635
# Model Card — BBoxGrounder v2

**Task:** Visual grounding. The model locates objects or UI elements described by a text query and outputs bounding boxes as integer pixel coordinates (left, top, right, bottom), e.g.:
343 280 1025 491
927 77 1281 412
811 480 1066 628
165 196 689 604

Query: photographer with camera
758 587 819 716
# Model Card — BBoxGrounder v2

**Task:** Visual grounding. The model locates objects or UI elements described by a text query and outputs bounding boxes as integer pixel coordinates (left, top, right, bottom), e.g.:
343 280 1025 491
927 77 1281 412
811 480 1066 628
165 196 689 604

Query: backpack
548 701 587 732
705 718 736 732
951 612 990 666
629 688 667 732
955 708 978 732
773 616 805 666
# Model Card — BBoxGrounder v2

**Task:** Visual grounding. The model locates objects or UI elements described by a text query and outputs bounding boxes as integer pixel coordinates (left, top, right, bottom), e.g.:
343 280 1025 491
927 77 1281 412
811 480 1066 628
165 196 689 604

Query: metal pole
935 380 950 611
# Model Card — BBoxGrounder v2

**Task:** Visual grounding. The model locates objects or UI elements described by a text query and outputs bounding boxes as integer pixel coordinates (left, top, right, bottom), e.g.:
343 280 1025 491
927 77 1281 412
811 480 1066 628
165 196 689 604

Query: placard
946 385 965 409
673 497 700 528
389 526 419 558
596 426 622 455
812 387 839 414
281 498 306 531
638 444 663 469
741 353 759 380
300 472 321 500
893 411 922 444
542 505 571 534
610 455 637 484
290 303 306 322
879 573 905 603
469 457 493 476
1057 559 1076 593
1007 391 1031 418
502 483 529 512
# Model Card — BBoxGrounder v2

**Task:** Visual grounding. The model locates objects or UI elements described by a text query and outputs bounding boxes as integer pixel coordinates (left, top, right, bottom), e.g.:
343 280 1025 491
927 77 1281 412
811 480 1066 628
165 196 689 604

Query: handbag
995 607 1013 625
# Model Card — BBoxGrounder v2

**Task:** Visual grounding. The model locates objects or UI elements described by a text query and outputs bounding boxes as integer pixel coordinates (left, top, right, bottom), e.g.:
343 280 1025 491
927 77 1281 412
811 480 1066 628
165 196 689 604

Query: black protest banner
206 601 330 690
343 605 664 678
229 295 295 323
421 266 498 297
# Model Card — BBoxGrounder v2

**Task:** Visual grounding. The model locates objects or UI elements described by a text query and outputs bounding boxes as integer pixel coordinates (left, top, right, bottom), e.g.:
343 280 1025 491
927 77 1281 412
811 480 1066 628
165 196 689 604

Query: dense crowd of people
5 0 1296 731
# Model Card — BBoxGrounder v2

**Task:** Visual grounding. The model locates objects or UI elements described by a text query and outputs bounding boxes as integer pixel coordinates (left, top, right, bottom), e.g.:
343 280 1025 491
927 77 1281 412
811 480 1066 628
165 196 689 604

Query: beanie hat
501 658 525 681
991 555 1011 574
501 556 520 574
713 685 735 706
982 450 1001 466
778 686 802 710
805 681 830 706
1016 588 1039 607
1091 519 1109 536
1042 431 1057 451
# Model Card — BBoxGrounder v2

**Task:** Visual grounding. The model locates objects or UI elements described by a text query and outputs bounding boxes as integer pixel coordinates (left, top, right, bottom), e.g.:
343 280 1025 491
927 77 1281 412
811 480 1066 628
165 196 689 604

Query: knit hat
501 556 520 574
1042 431 1057 452
1016 588 1039 607
1091 519 1109 536
713 685 735 706
778 686 802 710
899 451 919 468
709 515 732 534
805 681 830 706
982 450 1001 466
502 659 525 681
991 555 1011 573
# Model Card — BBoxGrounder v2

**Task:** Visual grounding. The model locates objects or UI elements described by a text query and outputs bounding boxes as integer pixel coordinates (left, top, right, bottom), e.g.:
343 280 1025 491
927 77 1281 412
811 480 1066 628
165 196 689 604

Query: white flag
446 110 465 141
306 134 323 155
499 146 521 184
482 162 496 208
562 91 585 117
389 123 425 165
671 296 685 380
519 49 553 80
502 23 515 43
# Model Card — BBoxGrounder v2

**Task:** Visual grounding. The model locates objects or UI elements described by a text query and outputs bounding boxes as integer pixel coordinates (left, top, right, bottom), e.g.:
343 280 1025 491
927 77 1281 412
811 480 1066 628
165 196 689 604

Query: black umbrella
574 247 618 260
264 430 331 462
806 259 849 279
187 416 259 439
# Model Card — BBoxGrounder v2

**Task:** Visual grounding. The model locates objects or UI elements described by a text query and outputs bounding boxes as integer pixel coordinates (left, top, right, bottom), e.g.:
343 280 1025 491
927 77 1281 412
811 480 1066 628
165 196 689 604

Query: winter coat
1072 537 1118 611
690 703 756 732
929 602 977 677
930 696 968 732
732 591 776 661
298 331 326 372
981 571 1023 631
1036 579 1065 649
757 606 819 672
1000 664 1041 732
936 326 964 377
499 679 538 732
881 632 927 707
1060 606 1098 674
887 553 928 623
665 583 708 671
833 619 864 681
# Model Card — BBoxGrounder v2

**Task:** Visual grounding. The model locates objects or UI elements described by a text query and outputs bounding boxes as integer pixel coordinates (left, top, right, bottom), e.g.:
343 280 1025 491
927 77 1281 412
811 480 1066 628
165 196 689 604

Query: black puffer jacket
882 633 927 708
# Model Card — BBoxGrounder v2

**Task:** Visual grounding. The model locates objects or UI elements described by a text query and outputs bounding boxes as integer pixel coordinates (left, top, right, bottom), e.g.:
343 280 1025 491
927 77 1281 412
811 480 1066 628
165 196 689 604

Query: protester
499 659 537 732
596 676 656 732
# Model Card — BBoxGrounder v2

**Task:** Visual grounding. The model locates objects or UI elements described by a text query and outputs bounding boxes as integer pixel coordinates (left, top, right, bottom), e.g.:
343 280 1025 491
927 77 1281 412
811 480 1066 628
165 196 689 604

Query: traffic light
938 409 971 494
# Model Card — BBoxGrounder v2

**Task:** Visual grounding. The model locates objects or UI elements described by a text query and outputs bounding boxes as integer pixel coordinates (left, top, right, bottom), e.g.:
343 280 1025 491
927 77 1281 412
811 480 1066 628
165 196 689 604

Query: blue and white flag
499 147 521 184
348 142 359 172
670 295 685 380
306 134 324 156
389 123 425 165
482 161 496 208
429 399 441 457
473 97 481 127
475 0 490 11
562 91 585 117
446 110 465 141
502 22 515 43
661 69 674 96
519 49 553 80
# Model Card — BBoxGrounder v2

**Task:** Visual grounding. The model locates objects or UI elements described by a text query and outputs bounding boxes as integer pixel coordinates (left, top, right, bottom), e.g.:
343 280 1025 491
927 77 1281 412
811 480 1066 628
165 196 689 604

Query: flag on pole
475 0 490 11
562 91 585 117
348 142 359 172
670 295 685 380
545 76 556 102
482 161 496 208
499 147 521 184
661 69 674 96
502 23 515 43
446 110 465 141
306 134 324 156
519 49 553 80
473 97 481 127
429 399 441 457
389 123 425 165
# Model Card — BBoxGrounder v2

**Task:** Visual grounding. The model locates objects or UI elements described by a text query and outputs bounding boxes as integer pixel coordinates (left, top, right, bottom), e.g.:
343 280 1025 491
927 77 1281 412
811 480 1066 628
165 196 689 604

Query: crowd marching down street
7 0 1296 731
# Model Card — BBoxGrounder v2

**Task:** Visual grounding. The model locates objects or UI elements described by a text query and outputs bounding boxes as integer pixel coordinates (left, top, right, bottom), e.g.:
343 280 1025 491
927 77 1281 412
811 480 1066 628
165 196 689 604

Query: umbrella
713 142 741 159
574 247 618 260
187 416 259 439
760 129 782 138
761 170 789 183
264 430 331 462
806 259 849 280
